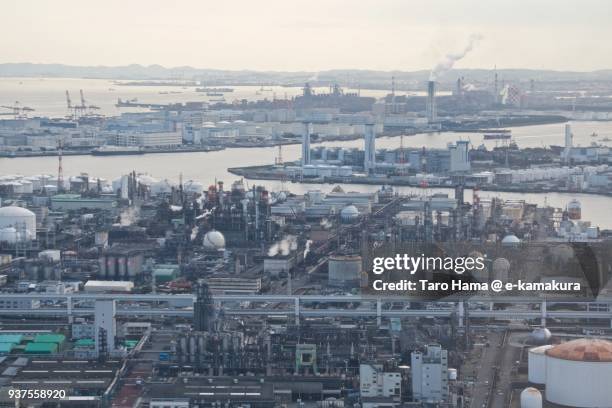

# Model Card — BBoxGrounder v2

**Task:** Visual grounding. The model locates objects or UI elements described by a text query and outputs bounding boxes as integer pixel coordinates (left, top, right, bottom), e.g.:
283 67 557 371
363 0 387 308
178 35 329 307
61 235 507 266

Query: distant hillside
0 63 611 89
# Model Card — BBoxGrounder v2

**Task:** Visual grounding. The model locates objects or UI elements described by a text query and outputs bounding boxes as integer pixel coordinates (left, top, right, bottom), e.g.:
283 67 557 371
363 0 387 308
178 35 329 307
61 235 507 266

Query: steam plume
430 34 483 81
268 235 298 257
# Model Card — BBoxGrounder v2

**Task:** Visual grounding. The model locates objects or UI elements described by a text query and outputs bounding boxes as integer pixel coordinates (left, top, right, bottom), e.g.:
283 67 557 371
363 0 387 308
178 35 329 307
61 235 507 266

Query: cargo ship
195 87 234 93
483 131 512 140
91 146 144 156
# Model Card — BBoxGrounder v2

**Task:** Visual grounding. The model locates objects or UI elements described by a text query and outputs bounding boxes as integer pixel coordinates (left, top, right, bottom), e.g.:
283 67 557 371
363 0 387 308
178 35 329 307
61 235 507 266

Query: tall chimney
426 80 437 123
301 122 311 166
364 123 376 174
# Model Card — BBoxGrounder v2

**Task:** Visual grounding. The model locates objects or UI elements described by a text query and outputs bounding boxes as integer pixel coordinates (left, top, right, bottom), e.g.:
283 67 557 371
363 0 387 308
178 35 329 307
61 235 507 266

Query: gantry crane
0 101 35 119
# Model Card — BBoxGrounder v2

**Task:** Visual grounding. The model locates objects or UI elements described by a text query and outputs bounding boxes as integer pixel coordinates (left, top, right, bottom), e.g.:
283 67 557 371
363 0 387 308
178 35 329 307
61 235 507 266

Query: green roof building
25 342 57 354
0 335 23 344
75 338 95 348
34 333 66 345
0 343 15 354
153 263 179 283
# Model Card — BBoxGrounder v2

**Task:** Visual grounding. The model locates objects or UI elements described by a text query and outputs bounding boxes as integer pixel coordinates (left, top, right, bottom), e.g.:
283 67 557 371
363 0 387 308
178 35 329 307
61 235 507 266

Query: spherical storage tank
0 227 18 244
203 230 225 250
529 327 552 345
184 180 204 195
0 206 36 240
545 339 612 407
520 387 542 408
340 205 359 223
527 345 553 384
501 234 521 246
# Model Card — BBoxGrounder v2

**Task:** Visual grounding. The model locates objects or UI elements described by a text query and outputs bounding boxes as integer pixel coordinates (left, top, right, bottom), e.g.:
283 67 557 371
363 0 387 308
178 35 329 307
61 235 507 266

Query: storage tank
520 387 542 408
528 345 552 384
203 230 225 250
491 257 510 281
545 339 612 407
501 234 521 246
0 227 18 244
98 257 107 278
184 180 204 195
529 327 552 345
106 256 117 279
0 206 36 239
340 205 359 223
567 199 581 220
117 257 127 279
20 181 33 194
151 179 174 195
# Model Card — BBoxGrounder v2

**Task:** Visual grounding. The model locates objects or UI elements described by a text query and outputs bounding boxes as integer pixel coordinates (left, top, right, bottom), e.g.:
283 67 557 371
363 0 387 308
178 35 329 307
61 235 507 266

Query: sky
1 0 611 72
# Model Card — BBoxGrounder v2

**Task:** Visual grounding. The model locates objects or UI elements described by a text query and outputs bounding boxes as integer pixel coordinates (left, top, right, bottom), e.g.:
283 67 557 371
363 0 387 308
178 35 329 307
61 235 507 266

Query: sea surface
1 77 612 227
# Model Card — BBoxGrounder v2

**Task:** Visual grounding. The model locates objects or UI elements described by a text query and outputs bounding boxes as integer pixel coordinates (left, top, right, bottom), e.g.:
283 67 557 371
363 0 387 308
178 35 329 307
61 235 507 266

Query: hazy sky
2 0 611 72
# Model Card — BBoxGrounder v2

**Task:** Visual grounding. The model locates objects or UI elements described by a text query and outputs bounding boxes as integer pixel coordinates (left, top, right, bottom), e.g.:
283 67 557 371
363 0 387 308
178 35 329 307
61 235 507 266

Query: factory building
112 131 182 147
411 344 449 404
50 193 117 211
94 299 116 356
84 280 134 293
359 363 401 399
206 276 262 294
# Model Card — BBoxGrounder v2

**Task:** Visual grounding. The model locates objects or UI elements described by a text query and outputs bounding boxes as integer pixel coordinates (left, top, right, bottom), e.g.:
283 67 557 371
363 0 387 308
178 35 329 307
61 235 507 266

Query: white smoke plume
190 226 199 241
268 235 298 257
303 240 313 258
320 218 332 229
430 34 483 81
120 205 140 226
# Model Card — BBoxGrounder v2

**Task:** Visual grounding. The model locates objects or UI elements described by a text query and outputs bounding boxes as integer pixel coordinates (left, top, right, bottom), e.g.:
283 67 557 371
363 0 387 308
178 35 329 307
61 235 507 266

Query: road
467 331 502 408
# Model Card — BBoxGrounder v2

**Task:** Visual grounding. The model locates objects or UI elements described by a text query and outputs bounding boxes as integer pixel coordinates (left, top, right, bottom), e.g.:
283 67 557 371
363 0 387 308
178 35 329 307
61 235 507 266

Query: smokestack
301 122 311 166
565 124 573 148
426 81 437 123
364 123 376 174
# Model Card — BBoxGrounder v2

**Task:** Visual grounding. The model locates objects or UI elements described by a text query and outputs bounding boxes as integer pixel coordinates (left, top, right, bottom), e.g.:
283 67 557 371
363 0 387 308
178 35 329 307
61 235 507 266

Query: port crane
0 101 35 119
66 90 100 118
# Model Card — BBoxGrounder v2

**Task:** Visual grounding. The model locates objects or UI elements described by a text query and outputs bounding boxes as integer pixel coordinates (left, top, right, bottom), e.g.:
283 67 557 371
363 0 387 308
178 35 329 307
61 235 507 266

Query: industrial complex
1 11 612 407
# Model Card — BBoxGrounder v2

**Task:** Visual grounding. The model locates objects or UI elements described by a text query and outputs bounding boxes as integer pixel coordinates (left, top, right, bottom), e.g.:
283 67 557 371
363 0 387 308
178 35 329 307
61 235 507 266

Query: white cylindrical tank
520 387 542 408
151 179 174 195
492 257 510 281
567 199 581 220
545 339 612 407
184 180 204 195
0 206 36 239
528 345 552 384
20 181 33 194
